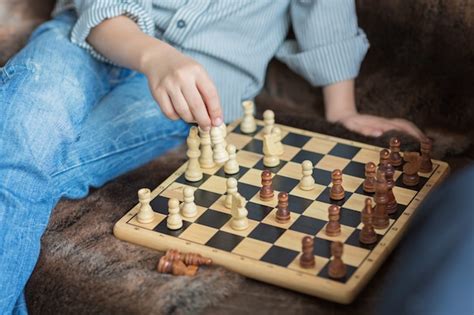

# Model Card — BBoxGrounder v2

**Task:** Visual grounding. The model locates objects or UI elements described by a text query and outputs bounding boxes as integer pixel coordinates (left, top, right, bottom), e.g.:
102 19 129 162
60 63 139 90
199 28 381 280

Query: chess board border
113 119 450 304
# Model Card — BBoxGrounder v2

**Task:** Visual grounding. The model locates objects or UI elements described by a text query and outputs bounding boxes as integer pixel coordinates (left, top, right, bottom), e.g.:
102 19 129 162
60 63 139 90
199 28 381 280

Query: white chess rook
137 188 155 224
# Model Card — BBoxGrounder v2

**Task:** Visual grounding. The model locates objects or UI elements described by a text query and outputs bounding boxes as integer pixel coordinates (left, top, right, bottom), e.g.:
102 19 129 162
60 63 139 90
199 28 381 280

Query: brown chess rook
325 205 341 237
300 236 315 268
373 170 390 229
359 198 377 244
363 162 376 193
260 170 274 201
328 241 347 279
420 137 433 173
157 256 198 276
165 249 212 266
330 169 345 200
276 192 291 223
389 137 402 166
402 152 421 186
384 164 397 214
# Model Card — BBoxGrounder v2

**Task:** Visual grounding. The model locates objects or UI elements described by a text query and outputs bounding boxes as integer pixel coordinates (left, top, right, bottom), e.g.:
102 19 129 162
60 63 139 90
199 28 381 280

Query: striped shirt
53 0 369 122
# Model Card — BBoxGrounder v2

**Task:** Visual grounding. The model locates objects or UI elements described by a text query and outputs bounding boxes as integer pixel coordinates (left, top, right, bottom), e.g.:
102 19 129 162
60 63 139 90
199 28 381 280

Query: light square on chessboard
340 244 371 267
160 182 189 201
302 137 337 155
262 208 300 229
181 206 208 223
201 164 221 176
303 201 333 221
288 254 329 276
326 174 364 193
274 229 308 252
231 237 273 260
239 168 266 187
199 175 228 194
280 144 300 161
179 223 218 244
356 218 395 235
209 196 231 214
236 150 262 168
351 148 381 164
226 132 252 149
277 161 302 180
342 193 375 212
220 219 259 237
128 213 165 231
315 154 351 172
290 184 326 201
315 224 355 243
392 186 417 205
249 191 279 208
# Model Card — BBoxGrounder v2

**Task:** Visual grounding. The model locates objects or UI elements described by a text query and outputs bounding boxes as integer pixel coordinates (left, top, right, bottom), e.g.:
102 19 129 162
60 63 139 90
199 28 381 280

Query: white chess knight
240 100 257 134
231 193 249 230
299 160 315 191
167 198 183 230
211 126 229 164
225 177 238 209
181 186 198 218
263 132 281 167
185 126 203 182
271 127 284 156
224 144 240 175
263 109 275 135
137 188 155 223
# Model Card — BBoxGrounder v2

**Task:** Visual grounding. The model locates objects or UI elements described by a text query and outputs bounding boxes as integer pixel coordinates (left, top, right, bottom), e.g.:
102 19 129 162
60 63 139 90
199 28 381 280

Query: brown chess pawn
165 249 212 266
328 241 346 279
363 162 376 193
260 170 274 201
384 164 397 215
420 137 433 173
276 192 291 223
389 137 402 167
359 198 377 244
373 170 390 229
325 205 341 237
379 149 390 172
330 169 345 200
299 236 315 268
157 256 198 276
403 152 421 186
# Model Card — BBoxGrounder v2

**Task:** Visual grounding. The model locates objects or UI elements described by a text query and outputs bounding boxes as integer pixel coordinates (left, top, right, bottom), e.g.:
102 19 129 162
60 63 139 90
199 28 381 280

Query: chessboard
113 119 449 304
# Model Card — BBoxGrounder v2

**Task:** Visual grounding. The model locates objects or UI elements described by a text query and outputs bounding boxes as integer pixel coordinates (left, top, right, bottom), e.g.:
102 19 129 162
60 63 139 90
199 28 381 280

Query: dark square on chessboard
318 262 357 283
214 165 250 180
328 143 361 160
345 229 382 250
205 230 244 252
289 215 327 235
313 237 332 258
253 159 287 172
231 124 263 136
241 139 263 154
260 245 299 267
388 204 408 220
195 209 231 229
154 219 192 237
291 149 324 165
246 202 274 221
248 223 286 243
339 207 362 227
175 173 211 187
150 195 171 215
282 132 311 147
313 168 333 186
316 187 352 207
354 184 375 197
287 195 314 214
233 182 261 201
395 175 428 191
343 161 367 178
271 174 299 193
193 189 222 208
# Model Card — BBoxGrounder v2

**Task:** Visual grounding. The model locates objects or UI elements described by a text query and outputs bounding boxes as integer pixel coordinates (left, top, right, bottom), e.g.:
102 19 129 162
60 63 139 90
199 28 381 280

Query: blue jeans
0 11 190 314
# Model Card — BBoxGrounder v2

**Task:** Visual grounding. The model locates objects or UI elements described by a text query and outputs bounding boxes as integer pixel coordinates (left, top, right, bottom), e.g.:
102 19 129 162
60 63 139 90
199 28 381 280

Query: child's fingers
196 73 222 126
153 87 179 120
167 86 195 123
182 83 211 130
390 119 425 140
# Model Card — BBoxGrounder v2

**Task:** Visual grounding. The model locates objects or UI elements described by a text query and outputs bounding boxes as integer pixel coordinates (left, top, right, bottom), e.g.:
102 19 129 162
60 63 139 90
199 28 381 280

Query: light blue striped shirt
53 0 369 122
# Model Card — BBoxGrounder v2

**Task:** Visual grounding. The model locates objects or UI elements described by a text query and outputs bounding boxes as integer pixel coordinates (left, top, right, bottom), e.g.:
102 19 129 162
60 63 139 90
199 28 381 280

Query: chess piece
137 188 154 224
325 205 341 237
263 109 275 135
276 192 291 223
300 236 315 268
225 177 238 209
181 186 197 218
359 198 377 244
165 249 212 266
240 100 257 134
198 127 215 169
385 164 397 215
379 149 390 172
299 160 315 191
185 126 203 182
219 122 228 149
260 170 274 201
231 193 249 230
328 241 347 279
363 162 377 193
271 127 284 156
420 137 433 173
157 256 197 276
389 137 402 167
373 170 389 229
330 169 345 200
402 152 421 186
167 198 183 230
211 126 229 164
263 132 280 167
224 144 240 175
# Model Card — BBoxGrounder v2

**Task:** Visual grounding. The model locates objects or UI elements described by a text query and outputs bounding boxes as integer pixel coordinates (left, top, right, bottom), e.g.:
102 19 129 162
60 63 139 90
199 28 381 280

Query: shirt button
177 19 186 28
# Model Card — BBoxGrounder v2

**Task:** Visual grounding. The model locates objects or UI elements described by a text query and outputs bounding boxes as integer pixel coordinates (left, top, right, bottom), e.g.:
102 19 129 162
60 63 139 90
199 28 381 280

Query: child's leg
0 11 113 313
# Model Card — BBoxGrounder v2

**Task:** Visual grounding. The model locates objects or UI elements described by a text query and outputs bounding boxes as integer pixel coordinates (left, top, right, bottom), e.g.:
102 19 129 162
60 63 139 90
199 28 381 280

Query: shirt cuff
70 1 155 64
276 28 370 87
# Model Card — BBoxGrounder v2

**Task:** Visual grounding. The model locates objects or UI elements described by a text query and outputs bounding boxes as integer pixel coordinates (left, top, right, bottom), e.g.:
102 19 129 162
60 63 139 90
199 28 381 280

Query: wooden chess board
113 119 449 304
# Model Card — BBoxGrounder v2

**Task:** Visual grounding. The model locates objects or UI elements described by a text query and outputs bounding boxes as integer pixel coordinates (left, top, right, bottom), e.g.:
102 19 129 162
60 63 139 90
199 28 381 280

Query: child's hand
142 44 222 130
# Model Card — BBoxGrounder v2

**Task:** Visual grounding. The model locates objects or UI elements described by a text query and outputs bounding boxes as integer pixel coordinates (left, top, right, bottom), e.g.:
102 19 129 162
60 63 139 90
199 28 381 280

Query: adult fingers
196 73 223 127
182 82 211 130
166 86 194 123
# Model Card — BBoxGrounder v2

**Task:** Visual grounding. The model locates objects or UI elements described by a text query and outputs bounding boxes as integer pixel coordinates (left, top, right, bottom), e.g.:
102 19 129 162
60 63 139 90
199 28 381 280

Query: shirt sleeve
276 0 369 87
70 0 155 63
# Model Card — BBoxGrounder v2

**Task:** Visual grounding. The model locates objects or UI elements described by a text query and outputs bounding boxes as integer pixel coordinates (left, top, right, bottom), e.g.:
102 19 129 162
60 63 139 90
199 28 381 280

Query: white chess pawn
299 160 315 191
185 126 203 182
181 186 197 218
198 127 215 169
263 109 275 135
211 126 229 164
225 177 238 209
231 193 249 230
137 188 155 223
240 100 257 134
167 198 183 230
224 144 239 175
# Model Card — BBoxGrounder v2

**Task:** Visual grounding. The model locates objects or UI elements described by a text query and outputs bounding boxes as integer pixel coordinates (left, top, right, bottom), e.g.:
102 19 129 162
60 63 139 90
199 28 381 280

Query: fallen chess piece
165 249 212 266
157 256 198 276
